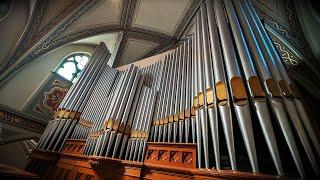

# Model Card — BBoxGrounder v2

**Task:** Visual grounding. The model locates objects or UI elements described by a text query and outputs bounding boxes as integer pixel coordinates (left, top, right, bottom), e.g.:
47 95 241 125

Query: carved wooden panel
61 139 86 155
27 148 287 180
144 142 197 169
26 149 60 179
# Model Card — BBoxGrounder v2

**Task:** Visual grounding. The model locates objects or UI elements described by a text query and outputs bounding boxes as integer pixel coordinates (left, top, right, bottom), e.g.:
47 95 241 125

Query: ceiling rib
0 0 200 88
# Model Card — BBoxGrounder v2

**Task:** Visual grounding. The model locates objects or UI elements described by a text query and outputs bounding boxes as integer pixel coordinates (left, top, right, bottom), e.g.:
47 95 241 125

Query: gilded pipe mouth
231 77 248 106
160 118 165 125
197 92 205 108
174 114 179 122
168 115 174 123
63 110 71 119
79 119 93 128
104 119 114 130
193 96 199 109
112 121 120 131
248 76 265 99
191 107 196 117
204 88 217 109
279 80 293 98
265 78 281 98
184 109 191 118
216 81 228 106
179 111 185 120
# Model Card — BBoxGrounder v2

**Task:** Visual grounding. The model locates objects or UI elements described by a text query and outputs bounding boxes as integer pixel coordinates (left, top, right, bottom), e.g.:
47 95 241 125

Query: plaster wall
0 0 29 65
0 44 95 109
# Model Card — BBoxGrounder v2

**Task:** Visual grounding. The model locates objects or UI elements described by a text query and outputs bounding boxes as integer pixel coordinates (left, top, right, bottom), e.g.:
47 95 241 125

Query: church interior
0 0 320 179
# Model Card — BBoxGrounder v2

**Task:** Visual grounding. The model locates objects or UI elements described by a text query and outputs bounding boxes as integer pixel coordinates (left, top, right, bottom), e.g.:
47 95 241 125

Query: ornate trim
253 0 311 57
0 0 102 87
15 0 86 63
31 0 101 57
0 105 47 133
0 0 201 88
144 142 197 169
0 0 49 74
267 27 320 96
61 139 86 155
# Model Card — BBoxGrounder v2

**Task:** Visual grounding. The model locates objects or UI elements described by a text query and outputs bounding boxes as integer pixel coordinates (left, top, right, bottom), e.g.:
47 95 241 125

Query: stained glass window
55 53 90 83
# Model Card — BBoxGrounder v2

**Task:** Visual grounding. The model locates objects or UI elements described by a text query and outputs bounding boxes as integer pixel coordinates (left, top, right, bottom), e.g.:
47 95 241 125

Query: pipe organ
29 0 319 179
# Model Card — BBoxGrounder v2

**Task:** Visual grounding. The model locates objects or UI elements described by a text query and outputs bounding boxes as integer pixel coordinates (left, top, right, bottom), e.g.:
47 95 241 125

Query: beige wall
0 0 29 65
0 44 95 109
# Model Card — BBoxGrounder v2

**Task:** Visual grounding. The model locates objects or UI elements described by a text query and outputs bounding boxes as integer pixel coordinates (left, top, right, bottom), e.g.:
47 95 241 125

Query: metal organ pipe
223 0 283 174
245 1 320 172
35 3 319 178
200 3 220 170
206 0 237 171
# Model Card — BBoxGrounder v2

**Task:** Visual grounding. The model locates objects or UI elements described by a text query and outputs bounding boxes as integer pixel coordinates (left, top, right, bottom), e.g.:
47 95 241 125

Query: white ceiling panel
132 0 192 35
66 0 122 34
73 32 120 53
119 38 160 65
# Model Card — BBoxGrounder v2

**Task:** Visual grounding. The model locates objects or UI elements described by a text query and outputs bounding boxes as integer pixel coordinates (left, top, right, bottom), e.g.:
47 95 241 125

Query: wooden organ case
27 0 320 179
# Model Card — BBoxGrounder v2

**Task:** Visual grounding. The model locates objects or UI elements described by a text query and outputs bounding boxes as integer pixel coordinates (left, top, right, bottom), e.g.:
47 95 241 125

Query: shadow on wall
0 142 27 169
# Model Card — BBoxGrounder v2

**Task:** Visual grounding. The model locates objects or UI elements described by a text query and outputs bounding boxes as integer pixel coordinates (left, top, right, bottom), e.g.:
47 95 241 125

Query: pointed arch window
54 53 90 83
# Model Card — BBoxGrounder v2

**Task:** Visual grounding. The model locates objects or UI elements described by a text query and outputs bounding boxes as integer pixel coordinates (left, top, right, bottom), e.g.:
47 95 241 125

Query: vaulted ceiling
0 0 201 86
1 0 319 95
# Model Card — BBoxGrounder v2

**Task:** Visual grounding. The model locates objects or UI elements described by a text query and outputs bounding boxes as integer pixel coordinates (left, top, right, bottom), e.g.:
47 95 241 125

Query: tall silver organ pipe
37 42 111 152
246 2 320 161
36 1 319 178
223 0 283 175
243 0 319 175
206 0 237 171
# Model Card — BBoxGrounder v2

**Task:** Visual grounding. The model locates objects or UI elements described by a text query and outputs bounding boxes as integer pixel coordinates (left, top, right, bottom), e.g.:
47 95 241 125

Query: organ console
27 0 320 179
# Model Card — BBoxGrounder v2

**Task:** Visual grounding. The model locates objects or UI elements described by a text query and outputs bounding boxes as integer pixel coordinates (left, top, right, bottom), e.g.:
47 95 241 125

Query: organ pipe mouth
279 80 294 98
124 126 131 135
70 111 82 119
265 78 281 98
163 118 168 124
216 81 228 106
57 109 66 118
104 119 114 130
169 115 174 123
112 121 120 131
184 109 191 118
248 76 265 100
79 119 93 128
193 96 199 108
179 111 185 120
174 114 179 122
190 107 196 116
63 110 71 119
206 88 215 108
197 92 205 108
231 77 248 106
